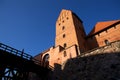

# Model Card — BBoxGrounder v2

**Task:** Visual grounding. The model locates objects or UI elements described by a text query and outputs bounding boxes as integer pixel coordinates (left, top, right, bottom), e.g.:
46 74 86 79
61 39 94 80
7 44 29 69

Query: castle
34 9 120 68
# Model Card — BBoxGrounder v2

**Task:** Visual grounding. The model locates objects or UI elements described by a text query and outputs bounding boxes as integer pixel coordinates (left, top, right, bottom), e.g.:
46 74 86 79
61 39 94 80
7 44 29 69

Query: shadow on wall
86 32 99 50
52 52 120 80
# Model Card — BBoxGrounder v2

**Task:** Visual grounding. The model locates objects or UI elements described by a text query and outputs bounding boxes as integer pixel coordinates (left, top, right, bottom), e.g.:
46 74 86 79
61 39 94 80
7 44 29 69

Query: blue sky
0 0 120 56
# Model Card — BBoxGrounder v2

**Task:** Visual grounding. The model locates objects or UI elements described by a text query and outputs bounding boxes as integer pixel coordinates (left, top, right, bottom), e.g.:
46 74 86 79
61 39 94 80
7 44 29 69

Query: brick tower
34 9 120 68
55 9 87 52
35 9 88 67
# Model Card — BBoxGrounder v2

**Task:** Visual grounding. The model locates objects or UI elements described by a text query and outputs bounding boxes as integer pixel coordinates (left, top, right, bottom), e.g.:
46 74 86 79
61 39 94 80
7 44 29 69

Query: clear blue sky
0 0 120 56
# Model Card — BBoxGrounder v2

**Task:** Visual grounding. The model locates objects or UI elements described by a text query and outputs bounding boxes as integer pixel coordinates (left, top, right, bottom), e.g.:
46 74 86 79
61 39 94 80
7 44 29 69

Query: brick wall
50 41 120 80
87 23 120 50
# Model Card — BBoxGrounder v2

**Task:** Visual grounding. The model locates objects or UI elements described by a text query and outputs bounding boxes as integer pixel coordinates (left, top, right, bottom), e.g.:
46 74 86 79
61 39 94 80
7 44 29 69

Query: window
64 43 67 48
63 51 67 57
104 39 110 45
63 34 65 38
43 54 50 62
59 23 61 26
66 17 69 20
62 20 64 23
62 26 65 30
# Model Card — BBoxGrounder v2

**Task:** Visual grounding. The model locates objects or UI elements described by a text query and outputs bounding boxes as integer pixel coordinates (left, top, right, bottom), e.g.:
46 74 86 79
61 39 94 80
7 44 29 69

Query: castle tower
34 9 120 71
55 9 87 52
34 9 88 67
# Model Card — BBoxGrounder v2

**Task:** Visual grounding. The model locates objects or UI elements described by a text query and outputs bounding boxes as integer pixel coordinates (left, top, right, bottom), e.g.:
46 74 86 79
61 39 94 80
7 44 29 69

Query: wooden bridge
0 42 50 80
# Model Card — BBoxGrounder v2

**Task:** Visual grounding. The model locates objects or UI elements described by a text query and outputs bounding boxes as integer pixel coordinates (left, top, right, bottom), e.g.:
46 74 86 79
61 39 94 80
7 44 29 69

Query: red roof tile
88 20 120 36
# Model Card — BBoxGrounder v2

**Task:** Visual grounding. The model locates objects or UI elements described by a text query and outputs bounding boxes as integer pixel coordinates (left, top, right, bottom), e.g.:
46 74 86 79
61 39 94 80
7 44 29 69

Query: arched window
43 54 50 62
43 54 50 67
104 39 110 45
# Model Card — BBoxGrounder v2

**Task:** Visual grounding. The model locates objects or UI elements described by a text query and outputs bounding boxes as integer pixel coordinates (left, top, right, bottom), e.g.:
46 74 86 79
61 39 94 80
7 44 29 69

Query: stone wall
51 41 120 80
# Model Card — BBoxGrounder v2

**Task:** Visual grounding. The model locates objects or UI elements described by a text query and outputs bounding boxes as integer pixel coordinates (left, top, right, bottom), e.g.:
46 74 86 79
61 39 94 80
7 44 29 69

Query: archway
104 39 110 45
43 54 50 67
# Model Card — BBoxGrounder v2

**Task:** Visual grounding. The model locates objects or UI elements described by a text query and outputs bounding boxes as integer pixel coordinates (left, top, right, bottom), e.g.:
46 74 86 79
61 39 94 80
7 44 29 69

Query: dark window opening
63 34 65 38
67 17 68 19
104 39 110 45
58 23 61 26
62 20 64 23
58 58 60 60
64 43 67 48
63 51 67 57
62 26 65 30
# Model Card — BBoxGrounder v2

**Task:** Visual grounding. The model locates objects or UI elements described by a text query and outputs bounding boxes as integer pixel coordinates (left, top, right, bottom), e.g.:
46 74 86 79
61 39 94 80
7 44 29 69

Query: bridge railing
0 42 54 69
0 42 33 60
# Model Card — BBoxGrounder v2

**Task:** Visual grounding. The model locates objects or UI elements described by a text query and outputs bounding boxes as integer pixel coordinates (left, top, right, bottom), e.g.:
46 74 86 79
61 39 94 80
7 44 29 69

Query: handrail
0 42 53 69
0 43 32 60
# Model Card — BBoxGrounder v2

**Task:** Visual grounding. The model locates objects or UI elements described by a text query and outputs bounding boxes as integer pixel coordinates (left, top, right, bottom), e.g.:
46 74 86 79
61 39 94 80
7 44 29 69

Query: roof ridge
87 19 120 37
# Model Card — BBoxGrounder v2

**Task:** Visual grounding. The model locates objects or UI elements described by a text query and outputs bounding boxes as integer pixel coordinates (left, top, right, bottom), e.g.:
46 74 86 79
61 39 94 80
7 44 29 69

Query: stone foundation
50 41 120 80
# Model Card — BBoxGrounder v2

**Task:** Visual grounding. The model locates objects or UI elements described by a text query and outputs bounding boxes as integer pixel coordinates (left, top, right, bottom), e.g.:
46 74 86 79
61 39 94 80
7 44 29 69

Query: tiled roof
88 20 120 36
